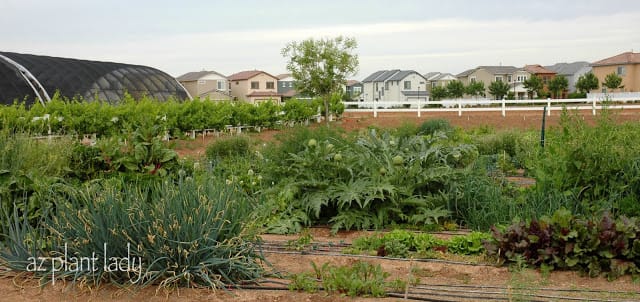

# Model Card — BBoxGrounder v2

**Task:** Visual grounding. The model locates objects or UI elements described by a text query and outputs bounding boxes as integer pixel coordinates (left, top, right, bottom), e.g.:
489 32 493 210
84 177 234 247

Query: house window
251 81 259 89
353 86 362 93
517 75 527 82
266 82 275 89
403 81 411 89
507 75 512 83
470 76 476 83
281 82 286 87
495 76 503 82
288 82 293 87
217 81 225 90
198 80 206 85
235 81 239 85
617 66 626 76
385 82 389 90
431 82 437 88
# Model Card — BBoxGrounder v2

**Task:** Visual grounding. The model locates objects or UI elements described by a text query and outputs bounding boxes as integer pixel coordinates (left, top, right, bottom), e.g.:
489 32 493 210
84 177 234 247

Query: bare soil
4 109 640 301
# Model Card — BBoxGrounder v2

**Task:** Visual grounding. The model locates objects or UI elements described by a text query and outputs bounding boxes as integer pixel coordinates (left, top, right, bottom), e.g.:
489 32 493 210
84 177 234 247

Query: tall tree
603 72 624 93
430 86 448 101
548 75 569 99
575 72 599 94
523 75 544 99
465 81 486 99
488 80 510 100
282 36 359 123
446 80 465 99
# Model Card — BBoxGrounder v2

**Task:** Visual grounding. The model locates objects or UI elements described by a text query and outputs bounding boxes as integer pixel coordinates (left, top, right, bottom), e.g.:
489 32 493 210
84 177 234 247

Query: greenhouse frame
0 51 190 106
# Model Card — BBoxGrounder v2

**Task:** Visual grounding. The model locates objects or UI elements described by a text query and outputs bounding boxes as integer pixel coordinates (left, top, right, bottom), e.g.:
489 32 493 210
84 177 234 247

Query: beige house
176 71 232 100
591 51 640 92
228 70 282 104
456 66 519 98
424 72 456 92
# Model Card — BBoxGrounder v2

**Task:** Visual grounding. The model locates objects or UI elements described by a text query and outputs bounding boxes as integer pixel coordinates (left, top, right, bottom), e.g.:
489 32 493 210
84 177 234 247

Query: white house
362 70 429 104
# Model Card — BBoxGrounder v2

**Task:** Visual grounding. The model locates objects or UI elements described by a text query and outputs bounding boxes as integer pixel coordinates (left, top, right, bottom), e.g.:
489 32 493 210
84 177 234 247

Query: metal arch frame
175 79 193 100
0 54 51 105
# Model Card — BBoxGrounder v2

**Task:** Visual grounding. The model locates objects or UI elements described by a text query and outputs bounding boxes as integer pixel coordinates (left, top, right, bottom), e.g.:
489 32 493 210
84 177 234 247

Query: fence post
547 98 551 116
592 98 597 116
417 98 421 117
373 101 378 118
501 98 505 117
458 100 462 117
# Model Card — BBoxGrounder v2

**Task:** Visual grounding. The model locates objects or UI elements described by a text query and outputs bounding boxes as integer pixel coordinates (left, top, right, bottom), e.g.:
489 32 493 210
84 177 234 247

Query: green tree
430 86 448 101
575 72 599 94
548 75 569 99
282 36 359 123
465 81 486 99
523 75 544 99
488 80 510 100
603 72 624 92
446 80 465 99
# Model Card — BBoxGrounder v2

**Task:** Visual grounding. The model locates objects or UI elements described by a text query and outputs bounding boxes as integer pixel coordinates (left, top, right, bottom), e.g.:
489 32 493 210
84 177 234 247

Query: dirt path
3 229 638 301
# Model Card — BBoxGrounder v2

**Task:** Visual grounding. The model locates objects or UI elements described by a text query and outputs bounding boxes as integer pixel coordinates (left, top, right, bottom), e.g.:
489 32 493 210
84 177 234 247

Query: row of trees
431 80 513 101
431 71 625 101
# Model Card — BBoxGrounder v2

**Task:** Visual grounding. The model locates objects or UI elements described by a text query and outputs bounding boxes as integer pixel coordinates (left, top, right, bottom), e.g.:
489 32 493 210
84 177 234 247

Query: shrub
205 135 251 161
417 119 453 136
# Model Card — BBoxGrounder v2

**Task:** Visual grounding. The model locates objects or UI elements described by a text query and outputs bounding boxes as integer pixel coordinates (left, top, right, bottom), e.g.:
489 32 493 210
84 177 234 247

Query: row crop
0 93 331 137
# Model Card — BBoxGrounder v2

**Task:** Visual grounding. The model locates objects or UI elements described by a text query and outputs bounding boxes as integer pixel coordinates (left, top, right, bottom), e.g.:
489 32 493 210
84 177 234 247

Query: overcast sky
2 0 640 79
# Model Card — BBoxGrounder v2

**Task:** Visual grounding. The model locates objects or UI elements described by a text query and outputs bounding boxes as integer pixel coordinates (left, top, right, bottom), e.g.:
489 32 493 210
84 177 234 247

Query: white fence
344 96 640 117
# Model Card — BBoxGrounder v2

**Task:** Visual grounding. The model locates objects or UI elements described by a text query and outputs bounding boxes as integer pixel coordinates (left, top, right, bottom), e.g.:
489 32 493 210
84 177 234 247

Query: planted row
0 93 326 137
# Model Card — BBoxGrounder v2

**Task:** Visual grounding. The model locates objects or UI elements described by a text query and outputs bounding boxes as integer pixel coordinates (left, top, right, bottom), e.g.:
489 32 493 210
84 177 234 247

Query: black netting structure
0 51 190 106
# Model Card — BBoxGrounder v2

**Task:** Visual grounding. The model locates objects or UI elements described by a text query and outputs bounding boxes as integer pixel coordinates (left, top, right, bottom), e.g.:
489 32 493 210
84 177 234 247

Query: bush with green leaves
0 132 72 227
485 208 640 280
205 136 251 161
417 119 453 136
258 127 479 234
0 178 265 288
533 110 640 217
0 94 319 137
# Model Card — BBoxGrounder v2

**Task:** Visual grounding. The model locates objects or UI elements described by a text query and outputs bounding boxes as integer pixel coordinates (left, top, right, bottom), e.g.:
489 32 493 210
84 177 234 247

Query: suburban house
362 70 429 103
456 66 518 98
523 64 558 96
345 80 363 101
176 70 232 100
277 73 297 100
228 70 282 104
591 51 640 93
545 62 592 93
424 72 456 92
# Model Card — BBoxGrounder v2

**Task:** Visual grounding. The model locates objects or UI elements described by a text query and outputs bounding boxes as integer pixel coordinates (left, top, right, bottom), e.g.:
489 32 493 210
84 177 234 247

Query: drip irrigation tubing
415 283 640 295
232 279 638 302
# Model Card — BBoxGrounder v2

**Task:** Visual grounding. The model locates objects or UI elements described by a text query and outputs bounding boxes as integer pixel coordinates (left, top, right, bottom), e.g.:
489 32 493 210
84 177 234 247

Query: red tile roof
228 70 279 81
524 64 556 75
346 80 360 86
592 52 640 66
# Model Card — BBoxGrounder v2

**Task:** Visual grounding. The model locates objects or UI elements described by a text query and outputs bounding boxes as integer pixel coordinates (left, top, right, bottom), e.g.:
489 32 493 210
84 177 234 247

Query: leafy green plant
309 261 401 297
205 136 251 161
486 208 640 279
